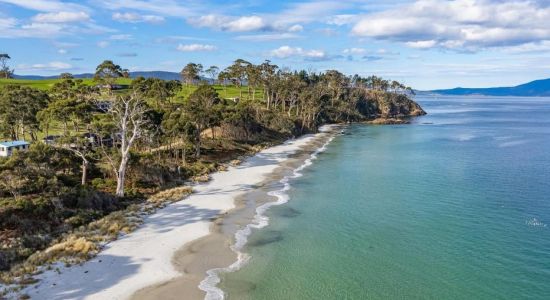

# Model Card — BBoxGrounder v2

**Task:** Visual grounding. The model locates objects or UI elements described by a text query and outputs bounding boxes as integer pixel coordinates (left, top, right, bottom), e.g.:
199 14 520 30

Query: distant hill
13 71 182 81
429 78 550 97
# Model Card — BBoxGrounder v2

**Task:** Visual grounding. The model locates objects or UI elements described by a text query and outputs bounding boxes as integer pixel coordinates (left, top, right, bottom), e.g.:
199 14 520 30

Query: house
0 141 30 157
43 135 61 145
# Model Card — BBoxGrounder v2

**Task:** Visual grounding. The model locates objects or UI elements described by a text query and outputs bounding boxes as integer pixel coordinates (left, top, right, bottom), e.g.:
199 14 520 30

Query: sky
1 0 550 90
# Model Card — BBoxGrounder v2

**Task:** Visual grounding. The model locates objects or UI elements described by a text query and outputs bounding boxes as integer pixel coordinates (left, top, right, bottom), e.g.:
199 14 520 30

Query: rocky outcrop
356 90 426 120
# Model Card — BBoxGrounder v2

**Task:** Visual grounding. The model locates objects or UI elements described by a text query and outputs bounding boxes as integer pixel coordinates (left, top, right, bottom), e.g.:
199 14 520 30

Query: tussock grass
0 186 192 287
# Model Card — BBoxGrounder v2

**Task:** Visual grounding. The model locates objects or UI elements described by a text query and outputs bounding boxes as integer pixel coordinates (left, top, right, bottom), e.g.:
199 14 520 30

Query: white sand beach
21 127 334 300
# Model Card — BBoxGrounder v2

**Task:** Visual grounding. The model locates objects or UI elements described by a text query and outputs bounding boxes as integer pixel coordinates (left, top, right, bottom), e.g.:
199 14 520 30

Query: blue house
0 141 30 157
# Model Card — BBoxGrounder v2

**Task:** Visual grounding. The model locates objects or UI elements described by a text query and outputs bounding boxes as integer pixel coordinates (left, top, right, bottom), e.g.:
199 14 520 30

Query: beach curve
20 125 338 300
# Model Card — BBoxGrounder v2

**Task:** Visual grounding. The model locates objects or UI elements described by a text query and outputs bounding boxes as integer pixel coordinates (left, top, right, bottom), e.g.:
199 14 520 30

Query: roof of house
0 141 30 147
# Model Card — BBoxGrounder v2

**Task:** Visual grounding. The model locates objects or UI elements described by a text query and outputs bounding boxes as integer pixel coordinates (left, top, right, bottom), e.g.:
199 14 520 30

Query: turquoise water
221 96 550 299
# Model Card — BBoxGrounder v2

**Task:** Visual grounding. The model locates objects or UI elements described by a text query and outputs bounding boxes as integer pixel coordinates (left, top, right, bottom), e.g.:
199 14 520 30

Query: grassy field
0 79 264 100
0 78 134 90
178 84 264 102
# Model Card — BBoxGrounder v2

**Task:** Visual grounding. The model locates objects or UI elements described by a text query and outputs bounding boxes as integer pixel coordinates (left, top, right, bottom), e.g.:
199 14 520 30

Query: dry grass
0 185 193 287
148 187 193 204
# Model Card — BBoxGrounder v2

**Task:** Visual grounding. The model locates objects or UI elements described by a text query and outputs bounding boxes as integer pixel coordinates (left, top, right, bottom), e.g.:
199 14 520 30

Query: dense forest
0 58 425 285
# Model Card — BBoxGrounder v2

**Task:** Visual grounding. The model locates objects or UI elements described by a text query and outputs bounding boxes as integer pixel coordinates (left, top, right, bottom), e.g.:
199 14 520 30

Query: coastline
20 125 339 300
132 127 337 300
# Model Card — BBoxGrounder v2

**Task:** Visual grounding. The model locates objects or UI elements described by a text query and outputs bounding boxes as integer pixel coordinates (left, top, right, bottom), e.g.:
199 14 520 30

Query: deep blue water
222 96 550 299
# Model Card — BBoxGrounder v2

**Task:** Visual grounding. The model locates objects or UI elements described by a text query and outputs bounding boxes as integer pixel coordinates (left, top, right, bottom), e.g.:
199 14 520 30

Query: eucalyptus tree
0 85 49 140
105 93 150 197
226 59 251 99
162 107 196 165
94 60 124 91
59 72 73 79
180 63 203 86
132 77 181 109
183 84 221 157
245 63 261 101
259 60 278 109
205 66 219 84
0 54 13 79
45 77 96 134
217 71 230 96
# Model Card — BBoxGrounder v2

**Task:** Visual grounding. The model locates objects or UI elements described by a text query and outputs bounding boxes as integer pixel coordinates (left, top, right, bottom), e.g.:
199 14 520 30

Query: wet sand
132 136 332 300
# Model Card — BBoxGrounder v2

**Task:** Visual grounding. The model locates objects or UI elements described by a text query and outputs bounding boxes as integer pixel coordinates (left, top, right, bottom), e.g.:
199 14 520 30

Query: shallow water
221 96 550 299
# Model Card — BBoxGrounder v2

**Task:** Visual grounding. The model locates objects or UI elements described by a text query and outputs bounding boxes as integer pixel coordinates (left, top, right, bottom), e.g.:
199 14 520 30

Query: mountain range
429 78 550 97
13 71 182 81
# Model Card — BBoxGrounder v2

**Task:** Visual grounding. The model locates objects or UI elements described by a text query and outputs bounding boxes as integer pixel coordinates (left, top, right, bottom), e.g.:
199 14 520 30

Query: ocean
219 96 550 299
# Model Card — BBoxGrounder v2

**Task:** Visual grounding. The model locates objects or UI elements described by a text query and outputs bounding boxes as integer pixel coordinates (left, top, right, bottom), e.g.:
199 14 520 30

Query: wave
198 131 337 300
526 218 547 228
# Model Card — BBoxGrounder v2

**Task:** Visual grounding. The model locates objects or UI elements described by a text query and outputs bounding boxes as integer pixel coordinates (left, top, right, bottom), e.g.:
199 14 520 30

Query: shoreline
132 127 337 300
20 125 339 300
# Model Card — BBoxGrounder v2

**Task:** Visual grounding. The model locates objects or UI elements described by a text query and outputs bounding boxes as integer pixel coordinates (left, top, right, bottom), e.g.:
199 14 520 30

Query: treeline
0 59 425 273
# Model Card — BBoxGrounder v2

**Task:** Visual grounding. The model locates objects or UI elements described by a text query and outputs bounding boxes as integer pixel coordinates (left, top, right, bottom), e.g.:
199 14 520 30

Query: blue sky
1 0 550 90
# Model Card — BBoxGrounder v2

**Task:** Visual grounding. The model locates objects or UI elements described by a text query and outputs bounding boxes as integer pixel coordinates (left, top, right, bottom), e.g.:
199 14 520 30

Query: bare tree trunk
110 94 147 198
116 156 129 197
81 159 89 185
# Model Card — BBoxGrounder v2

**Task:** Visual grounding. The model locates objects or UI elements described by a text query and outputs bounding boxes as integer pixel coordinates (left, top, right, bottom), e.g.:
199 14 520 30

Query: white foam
526 218 547 228
199 132 337 300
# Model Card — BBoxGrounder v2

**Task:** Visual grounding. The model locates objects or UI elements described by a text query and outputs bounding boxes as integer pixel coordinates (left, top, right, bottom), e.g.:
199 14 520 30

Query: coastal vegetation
0 57 424 287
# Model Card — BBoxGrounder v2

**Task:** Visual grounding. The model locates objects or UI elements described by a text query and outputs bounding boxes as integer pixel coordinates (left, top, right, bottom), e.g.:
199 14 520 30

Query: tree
43 77 96 135
0 54 14 79
94 60 123 91
218 71 230 97
205 66 219 84
106 93 149 197
0 169 27 199
183 84 220 158
59 72 73 79
59 135 93 185
162 108 196 166
0 85 49 140
259 60 278 109
180 63 203 86
132 77 181 110
226 59 250 99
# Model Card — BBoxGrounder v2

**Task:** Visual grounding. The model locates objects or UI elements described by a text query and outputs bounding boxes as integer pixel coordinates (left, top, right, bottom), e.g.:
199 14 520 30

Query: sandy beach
20 126 336 300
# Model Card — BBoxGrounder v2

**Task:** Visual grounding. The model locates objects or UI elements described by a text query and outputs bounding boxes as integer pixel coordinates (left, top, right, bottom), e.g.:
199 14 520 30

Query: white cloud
155 35 211 43
269 45 327 60
112 12 164 24
57 49 67 54
110 34 133 40
327 14 358 26
226 16 265 32
235 33 300 41
288 24 303 32
189 15 267 32
189 14 308 33
95 0 192 17
351 0 550 51
502 41 550 54
97 41 110 48
176 43 216 52
405 40 437 49
32 11 90 23
0 0 89 12
0 19 68 38
17 61 72 71
276 1 351 24
343 48 366 55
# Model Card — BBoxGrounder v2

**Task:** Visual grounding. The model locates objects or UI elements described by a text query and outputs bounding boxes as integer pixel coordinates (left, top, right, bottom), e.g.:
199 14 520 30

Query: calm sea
221 96 550 299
